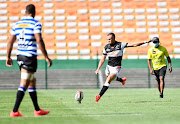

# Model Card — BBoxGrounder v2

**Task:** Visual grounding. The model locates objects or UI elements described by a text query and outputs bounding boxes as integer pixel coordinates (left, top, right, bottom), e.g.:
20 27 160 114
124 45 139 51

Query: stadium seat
0 36 7 41
136 21 146 27
67 22 77 28
0 29 7 34
44 9 54 15
56 29 66 34
68 49 79 55
135 9 145 14
0 43 7 48
55 9 65 15
55 16 65 21
91 42 102 48
34 16 42 21
146 8 156 14
57 56 68 60
56 49 67 55
172 28 180 33
68 42 78 48
56 35 66 41
79 35 89 41
78 22 88 27
112 9 122 14
44 16 54 21
55 22 65 28
0 3 7 8
157 2 167 7
44 22 54 28
173 41 180 47
169 8 179 14
56 42 66 48
170 15 180 20
79 28 89 34
67 29 77 34
170 21 180 26
67 16 77 21
44 3 53 8
80 56 91 59
80 49 90 55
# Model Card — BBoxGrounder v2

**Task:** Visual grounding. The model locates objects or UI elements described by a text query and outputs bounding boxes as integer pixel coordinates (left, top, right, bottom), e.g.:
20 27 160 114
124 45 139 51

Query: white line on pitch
0 113 142 118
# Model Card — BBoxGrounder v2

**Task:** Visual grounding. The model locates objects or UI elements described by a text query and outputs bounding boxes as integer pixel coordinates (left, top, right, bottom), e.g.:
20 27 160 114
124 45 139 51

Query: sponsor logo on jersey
18 24 30 28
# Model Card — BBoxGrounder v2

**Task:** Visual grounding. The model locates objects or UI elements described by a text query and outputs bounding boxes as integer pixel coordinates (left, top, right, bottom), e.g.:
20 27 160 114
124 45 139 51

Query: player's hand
150 69 154 75
169 66 172 73
46 57 52 67
6 58 13 67
95 69 99 74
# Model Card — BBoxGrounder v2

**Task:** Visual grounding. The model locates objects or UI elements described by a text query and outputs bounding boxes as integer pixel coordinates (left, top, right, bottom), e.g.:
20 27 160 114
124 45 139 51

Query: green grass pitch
0 88 180 124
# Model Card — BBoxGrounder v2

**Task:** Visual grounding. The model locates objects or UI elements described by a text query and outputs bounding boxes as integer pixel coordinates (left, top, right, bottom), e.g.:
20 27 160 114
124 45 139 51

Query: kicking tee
103 41 128 66
148 45 169 70
11 16 42 57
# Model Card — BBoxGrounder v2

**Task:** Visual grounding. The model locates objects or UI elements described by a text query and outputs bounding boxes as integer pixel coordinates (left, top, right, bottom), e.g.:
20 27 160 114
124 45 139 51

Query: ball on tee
75 90 84 104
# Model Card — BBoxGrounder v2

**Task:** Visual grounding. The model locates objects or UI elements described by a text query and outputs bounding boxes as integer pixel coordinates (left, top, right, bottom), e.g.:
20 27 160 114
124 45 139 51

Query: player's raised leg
116 77 126 85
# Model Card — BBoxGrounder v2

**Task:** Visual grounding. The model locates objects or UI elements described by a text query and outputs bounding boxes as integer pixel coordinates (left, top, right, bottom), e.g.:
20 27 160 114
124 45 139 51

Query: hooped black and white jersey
103 41 128 67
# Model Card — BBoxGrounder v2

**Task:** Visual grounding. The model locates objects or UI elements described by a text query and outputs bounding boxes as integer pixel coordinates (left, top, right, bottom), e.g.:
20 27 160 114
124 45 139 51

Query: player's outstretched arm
95 55 106 74
6 35 16 67
127 39 152 47
34 33 52 67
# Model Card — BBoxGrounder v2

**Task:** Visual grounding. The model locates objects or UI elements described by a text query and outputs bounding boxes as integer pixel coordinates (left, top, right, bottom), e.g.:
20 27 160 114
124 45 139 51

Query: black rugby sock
99 86 109 97
29 91 40 111
116 77 123 82
13 91 25 112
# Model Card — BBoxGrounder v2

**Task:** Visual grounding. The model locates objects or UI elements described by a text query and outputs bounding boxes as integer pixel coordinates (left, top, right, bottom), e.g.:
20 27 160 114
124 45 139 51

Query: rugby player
95 33 152 102
6 4 52 117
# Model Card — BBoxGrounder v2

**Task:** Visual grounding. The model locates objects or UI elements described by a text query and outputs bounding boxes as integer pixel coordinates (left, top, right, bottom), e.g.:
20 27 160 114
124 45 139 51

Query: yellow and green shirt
148 45 169 70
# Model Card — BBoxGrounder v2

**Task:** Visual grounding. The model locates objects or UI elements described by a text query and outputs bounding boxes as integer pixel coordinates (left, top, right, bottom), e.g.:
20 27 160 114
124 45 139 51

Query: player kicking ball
95 33 152 102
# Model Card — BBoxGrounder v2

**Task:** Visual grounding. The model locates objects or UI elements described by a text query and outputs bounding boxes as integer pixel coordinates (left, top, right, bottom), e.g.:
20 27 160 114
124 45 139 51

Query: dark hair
107 33 115 39
152 37 159 43
26 4 35 15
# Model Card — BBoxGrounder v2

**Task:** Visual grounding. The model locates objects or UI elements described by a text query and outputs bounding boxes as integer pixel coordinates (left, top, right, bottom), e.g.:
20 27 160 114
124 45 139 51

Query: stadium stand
0 0 180 59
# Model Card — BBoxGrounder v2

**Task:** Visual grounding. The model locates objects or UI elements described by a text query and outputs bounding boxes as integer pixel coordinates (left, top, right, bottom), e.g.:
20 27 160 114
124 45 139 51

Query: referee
6 4 52 117
147 37 172 98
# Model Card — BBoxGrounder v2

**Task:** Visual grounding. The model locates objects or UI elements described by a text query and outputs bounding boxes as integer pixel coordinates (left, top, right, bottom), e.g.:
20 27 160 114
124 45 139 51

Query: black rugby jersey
103 41 128 67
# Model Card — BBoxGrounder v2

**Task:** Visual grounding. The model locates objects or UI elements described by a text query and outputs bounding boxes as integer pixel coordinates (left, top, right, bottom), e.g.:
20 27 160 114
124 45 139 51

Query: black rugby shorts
154 66 167 79
17 55 37 72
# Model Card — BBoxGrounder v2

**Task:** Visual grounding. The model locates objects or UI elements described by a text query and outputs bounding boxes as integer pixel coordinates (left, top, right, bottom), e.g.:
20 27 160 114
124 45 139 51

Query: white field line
99 70 104 88
0 113 142 118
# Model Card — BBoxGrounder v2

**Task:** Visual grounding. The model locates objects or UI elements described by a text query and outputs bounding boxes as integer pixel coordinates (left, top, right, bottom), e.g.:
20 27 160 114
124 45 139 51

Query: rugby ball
75 90 84 103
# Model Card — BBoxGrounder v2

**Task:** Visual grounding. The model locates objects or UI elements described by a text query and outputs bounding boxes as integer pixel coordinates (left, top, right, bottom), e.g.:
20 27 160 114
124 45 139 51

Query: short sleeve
121 42 128 49
34 22 42 34
147 49 152 59
164 47 169 57
103 48 107 55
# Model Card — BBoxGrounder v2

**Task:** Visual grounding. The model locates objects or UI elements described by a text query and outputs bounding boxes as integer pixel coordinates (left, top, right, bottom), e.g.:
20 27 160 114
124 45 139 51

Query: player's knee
159 76 164 81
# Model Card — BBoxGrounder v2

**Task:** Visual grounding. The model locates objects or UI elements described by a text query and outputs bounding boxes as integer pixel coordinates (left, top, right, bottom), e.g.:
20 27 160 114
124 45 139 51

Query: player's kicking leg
116 77 126 85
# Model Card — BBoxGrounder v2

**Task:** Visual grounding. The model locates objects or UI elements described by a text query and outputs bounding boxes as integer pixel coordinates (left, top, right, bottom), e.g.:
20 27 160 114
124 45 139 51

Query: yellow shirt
148 45 169 70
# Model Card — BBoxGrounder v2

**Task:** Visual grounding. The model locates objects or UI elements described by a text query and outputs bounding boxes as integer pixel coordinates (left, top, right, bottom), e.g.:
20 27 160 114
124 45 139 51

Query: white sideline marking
0 113 142 118
99 70 104 88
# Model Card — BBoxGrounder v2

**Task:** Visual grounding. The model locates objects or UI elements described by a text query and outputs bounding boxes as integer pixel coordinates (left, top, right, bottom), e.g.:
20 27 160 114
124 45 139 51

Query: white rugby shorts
105 65 122 77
